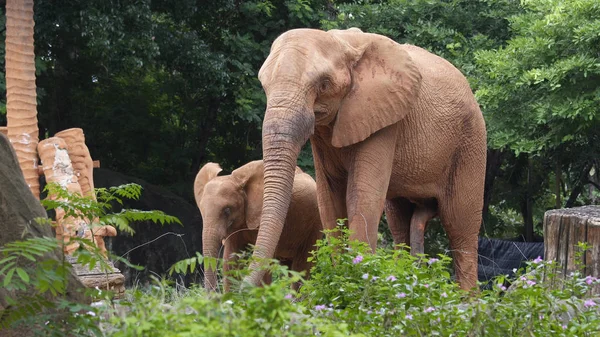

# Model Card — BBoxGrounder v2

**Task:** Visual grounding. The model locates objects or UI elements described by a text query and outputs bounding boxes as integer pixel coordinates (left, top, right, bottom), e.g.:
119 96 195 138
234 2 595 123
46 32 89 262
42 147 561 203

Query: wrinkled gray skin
246 28 487 290
194 160 322 291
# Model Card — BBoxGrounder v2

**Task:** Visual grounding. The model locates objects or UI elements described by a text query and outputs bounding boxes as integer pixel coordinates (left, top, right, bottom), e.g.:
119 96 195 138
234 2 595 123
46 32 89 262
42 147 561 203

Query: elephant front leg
222 243 236 292
312 140 348 232
222 236 248 292
346 125 398 252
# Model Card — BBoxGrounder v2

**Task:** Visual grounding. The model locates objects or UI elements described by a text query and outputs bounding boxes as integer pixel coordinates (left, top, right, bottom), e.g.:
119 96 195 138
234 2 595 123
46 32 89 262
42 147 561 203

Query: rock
0 133 88 336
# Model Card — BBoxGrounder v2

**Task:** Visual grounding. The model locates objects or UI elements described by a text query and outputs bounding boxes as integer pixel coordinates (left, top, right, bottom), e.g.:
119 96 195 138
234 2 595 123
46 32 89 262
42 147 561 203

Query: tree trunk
555 162 562 209
5 0 40 199
566 163 592 208
482 149 503 229
521 155 534 242
0 134 87 336
544 206 600 295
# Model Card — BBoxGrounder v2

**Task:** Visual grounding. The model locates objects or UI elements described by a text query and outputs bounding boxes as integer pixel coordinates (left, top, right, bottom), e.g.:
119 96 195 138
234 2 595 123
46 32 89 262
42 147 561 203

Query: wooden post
5 0 40 200
544 206 600 294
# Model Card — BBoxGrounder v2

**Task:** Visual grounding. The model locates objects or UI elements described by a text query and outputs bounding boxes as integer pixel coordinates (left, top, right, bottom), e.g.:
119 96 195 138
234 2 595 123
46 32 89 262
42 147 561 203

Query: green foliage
301 226 600 336
5 0 343 199
1 237 66 294
42 182 181 237
168 252 204 276
301 223 468 336
473 0 600 233
106 269 357 337
0 182 179 334
92 224 600 336
324 0 520 78
476 0 600 156
0 235 102 333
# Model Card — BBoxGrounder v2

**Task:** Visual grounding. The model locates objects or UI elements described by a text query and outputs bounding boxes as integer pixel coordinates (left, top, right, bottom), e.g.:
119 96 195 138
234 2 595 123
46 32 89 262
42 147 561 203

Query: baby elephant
194 160 322 292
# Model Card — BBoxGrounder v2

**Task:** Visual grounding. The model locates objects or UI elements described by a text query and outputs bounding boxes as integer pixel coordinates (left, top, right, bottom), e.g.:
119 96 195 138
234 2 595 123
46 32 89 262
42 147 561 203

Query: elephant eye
318 77 332 93
223 207 231 217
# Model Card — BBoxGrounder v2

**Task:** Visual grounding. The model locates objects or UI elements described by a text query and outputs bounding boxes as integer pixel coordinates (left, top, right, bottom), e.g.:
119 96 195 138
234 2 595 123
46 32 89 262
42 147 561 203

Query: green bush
299 224 600 336
6 196 600 336
100 222 600 337
104 272 357 337
0 182 178 335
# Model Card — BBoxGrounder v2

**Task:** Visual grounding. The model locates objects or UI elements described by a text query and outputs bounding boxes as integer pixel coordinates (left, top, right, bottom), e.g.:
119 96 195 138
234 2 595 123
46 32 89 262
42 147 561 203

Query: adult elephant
248 28 487 290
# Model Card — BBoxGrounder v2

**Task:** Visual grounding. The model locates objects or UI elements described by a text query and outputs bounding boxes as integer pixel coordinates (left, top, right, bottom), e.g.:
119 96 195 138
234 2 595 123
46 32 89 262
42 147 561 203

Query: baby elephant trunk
202 227 223 292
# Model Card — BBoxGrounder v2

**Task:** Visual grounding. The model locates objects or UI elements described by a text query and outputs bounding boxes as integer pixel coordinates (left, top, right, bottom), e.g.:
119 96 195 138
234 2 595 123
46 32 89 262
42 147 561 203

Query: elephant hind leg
438 192 482 291
384 197 414 249
409 202 437 256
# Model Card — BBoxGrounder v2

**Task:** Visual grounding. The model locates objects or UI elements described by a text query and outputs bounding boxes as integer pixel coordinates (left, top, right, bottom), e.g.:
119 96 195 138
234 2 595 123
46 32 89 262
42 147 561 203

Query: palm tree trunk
5 0 40 199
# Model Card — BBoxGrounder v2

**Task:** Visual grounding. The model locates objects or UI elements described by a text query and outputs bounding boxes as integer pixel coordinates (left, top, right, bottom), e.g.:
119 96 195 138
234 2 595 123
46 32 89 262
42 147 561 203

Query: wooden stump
66 256 126 299
544 205 600 293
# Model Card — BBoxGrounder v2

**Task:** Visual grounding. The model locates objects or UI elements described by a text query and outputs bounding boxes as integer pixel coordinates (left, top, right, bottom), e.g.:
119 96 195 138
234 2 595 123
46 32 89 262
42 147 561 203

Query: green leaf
0 261 16 275
16 268 30 284
0 256 18 265
4 268 15 287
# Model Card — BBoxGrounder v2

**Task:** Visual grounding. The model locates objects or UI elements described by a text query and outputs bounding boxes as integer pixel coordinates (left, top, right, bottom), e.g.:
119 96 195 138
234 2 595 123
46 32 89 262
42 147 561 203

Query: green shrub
6 201 600 336
299 223 600 336
0 183 177 335
111 221 600 337
105 270 359 337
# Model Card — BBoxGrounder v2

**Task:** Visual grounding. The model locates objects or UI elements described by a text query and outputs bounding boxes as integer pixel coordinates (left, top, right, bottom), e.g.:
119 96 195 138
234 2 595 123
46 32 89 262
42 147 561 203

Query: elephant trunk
245 101 314 286
202 226 223 292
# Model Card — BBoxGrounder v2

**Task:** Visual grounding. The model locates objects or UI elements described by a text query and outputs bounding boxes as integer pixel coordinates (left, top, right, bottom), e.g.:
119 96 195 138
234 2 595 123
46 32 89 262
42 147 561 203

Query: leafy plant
299 224 600 336
88 218 600 336
0 182 180 335
168 252 205 276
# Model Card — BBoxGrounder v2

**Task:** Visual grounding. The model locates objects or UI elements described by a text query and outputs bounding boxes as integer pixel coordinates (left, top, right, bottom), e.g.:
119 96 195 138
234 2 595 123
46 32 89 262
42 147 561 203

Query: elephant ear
329 29 422 148
194 163 223 206
231 160 264 230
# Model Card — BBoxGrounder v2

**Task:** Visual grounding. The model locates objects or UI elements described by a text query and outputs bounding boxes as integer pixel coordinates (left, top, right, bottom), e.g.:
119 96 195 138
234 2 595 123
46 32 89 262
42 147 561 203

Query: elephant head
247 28 422 285
194 161 264 291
